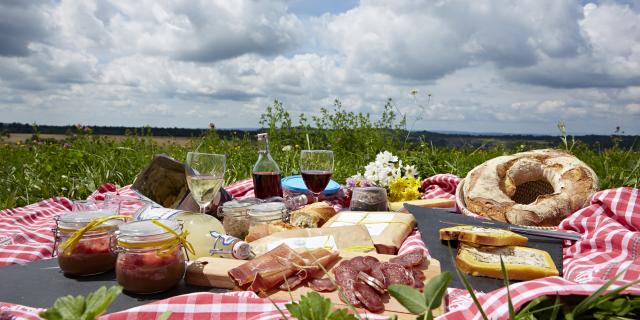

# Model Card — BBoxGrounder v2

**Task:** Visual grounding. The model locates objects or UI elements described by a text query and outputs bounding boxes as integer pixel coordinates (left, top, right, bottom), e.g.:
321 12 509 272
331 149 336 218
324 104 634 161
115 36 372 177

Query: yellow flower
401 189 421 201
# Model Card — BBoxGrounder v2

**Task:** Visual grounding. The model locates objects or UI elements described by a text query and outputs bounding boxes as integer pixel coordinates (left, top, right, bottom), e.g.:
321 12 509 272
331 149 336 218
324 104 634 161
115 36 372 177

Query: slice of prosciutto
298 248 340 279
228 244 305 293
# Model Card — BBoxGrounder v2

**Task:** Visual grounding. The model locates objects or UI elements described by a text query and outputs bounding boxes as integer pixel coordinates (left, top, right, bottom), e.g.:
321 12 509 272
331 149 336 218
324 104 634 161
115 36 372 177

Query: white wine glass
300 150 334 203
185 152 226 215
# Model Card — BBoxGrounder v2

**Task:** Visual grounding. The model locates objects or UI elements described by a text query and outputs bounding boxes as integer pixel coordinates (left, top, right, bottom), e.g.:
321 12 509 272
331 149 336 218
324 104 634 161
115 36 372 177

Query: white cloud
626 103 640 114
1 0 639 134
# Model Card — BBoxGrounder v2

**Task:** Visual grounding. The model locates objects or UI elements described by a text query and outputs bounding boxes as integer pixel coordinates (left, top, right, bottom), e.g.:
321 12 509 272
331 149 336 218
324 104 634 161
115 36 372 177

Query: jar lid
281 175 340 195
117 219 181 243
57 210 123 230
222 198 262 209
248 202 287 216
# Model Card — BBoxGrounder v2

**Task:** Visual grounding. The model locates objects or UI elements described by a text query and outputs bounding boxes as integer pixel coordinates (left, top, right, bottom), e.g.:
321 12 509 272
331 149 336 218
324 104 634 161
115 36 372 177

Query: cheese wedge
456 244 558 280
439 225 528 246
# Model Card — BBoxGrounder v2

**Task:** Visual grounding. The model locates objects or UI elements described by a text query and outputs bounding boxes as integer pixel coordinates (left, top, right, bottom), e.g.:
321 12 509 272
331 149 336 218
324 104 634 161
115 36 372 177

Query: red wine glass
300 150 334 203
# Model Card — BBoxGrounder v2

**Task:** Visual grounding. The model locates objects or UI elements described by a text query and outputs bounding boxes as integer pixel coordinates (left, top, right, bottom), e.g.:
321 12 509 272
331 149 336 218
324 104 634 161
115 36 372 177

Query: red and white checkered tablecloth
0 175 439 319
3 176 640 320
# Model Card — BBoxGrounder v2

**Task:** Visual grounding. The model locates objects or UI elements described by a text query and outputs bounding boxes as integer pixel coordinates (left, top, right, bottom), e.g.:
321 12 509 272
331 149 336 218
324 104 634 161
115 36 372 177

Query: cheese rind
456 244 558 280
439 225 528 246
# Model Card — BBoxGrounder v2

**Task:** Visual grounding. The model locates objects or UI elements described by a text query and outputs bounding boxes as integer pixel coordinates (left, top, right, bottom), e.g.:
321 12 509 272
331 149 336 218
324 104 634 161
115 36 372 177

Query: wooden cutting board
186 251 442 319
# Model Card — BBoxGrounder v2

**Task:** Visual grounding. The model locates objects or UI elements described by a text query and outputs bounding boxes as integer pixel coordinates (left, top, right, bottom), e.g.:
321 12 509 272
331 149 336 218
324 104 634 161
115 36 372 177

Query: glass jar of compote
54 211 124 276
114 219 187 294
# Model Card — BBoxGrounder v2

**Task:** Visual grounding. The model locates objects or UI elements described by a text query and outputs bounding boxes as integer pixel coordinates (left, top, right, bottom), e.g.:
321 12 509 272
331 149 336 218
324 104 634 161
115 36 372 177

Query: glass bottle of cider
252 133 283 199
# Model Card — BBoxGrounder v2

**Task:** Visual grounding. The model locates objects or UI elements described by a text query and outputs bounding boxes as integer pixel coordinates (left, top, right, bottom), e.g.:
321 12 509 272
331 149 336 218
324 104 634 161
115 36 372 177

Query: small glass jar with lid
219 199 261 239
114 219 187 294
247 202 288 231
54 211 124 276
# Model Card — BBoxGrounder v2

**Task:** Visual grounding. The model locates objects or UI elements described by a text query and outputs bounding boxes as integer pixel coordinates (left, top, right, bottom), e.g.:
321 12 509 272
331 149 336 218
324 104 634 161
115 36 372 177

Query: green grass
1 101 638 210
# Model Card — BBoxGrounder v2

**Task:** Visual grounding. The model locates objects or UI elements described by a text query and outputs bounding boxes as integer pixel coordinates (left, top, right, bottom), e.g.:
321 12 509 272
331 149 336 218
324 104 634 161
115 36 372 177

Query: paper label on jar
267 235 337 251
329 212 394 236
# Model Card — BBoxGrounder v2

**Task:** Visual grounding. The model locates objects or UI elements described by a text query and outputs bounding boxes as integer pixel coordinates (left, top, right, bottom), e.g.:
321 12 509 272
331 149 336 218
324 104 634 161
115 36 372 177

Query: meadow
1 100 638 209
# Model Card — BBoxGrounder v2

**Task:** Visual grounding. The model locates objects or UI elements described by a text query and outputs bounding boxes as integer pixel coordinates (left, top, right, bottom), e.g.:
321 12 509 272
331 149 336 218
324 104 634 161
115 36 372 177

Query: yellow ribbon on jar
58 215 130 256
115 219 195 258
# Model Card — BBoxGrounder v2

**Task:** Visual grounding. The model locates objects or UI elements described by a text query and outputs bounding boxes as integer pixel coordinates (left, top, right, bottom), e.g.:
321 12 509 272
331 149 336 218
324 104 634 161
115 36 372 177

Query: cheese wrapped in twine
322 211 416 254
248 225 375 256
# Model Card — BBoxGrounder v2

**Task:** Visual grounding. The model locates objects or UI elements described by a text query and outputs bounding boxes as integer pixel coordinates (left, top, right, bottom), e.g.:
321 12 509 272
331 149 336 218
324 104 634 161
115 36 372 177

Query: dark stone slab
0 258 228 312
407 205 564 293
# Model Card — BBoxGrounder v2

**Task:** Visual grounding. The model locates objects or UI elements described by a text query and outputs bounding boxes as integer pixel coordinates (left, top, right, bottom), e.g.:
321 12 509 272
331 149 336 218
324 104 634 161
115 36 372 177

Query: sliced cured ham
278 271 307 291
299 248 340 279
228 244 305 293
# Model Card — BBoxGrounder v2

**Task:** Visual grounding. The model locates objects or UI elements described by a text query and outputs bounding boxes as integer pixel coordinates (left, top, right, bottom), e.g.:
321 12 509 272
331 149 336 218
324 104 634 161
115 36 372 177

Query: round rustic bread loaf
462 149 598 226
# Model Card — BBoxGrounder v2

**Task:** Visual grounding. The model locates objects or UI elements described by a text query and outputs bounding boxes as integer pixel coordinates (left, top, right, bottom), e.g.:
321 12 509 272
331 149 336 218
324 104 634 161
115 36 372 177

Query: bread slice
456 244 558 280
439 225 528 246
244 221 300 242
290 202 337 228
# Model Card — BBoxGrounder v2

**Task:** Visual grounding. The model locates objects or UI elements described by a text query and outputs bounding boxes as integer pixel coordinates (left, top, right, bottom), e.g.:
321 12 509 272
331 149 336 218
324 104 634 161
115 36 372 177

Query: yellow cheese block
388 198 455 212
456 244 558 281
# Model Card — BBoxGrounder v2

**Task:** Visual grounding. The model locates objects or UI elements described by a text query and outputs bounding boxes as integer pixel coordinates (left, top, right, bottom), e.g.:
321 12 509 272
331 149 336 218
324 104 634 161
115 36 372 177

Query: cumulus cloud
0 1 52 57
1 0 639 134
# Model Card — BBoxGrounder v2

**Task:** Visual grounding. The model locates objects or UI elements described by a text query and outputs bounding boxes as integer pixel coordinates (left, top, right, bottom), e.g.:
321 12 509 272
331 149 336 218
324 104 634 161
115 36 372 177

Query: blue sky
0 0 639 135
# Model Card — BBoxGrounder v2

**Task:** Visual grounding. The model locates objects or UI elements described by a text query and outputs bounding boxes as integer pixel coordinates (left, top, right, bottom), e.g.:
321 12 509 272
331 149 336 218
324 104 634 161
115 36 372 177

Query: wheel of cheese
461 149 598 227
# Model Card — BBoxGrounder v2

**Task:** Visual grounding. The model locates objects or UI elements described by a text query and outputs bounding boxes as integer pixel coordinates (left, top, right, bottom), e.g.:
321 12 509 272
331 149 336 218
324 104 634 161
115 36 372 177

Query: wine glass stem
313 193 320 203
199 205 206 215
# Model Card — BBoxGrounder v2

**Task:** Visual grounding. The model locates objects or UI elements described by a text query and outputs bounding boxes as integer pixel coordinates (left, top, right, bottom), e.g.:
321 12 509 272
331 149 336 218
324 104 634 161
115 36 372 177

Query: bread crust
290 202 337 228
244 221 299 242
463 149 598 226
456 244 558 280
439 226 528 246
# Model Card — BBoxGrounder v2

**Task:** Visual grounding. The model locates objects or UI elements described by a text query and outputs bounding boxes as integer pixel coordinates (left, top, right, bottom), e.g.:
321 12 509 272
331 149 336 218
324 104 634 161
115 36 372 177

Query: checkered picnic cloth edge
0 175 458 319
440 187 640 319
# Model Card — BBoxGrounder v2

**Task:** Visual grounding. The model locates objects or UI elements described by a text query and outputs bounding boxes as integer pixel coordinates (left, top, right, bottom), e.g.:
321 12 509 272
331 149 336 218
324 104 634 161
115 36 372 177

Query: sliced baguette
439 225 528 246
456 244 558 280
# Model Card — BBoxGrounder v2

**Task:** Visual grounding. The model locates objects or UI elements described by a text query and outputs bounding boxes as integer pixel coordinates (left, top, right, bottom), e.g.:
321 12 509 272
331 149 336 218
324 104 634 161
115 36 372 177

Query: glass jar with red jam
114 219 186 294
54 211 123 276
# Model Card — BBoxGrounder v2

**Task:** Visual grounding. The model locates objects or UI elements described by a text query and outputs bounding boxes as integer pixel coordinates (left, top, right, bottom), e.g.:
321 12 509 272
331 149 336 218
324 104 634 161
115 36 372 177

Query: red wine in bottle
252 171 283 199
301 170 332 194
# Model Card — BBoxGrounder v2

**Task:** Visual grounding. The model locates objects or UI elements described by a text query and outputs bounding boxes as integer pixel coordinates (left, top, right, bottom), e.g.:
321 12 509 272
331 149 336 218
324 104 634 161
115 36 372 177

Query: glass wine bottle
252 133 283 199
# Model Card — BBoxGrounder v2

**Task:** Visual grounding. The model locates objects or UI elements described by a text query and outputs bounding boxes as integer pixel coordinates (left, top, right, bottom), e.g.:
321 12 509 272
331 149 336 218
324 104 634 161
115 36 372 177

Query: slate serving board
0 258 227 312
407 205 564 293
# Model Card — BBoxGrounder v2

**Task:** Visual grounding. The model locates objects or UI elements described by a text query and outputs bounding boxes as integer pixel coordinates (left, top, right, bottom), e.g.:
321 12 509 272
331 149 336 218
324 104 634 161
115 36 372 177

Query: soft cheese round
462 149 598 226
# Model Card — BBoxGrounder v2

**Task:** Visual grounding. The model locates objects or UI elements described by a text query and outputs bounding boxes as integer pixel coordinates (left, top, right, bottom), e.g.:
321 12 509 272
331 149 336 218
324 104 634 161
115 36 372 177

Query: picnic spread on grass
1 143 639 320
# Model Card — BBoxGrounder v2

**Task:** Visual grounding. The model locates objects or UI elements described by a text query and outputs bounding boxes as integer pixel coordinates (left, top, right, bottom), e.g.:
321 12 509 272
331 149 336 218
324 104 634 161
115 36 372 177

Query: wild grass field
1 100 638 210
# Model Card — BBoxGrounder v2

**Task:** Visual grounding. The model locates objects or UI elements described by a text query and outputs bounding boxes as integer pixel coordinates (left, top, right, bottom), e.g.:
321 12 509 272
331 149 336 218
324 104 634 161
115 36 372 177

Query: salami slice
308 278 337 292
362 256 380 270
333 265 358 286
357 271 385 294
338 279 362 307
381 262 414 287
354 282 385 313
348 256 371 273
371 262 387 288
389 249 426 268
